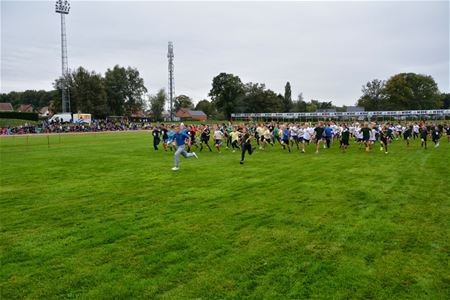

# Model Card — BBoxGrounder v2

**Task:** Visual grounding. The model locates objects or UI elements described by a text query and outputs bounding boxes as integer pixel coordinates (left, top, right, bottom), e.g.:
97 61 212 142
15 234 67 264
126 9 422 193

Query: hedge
0 112 39 121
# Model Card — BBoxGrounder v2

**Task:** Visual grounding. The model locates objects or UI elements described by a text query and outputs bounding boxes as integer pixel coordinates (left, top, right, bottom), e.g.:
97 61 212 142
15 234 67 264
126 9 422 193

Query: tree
356 79 386 111
291 93 307 112
383 73 441 110
150 89 166 121
283 82 293 112
209 73 244 120
441 93 450 109
69 67 108 117
0 90 59 110
104 65 148 116
195 99 215 116
174 95 194 112
105 65 128 116
238 83 282 113
357 74 442 111
123 67 147 115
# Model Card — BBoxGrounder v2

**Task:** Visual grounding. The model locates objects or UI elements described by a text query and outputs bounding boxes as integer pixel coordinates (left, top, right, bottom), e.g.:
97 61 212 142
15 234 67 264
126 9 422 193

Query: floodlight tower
168 41 175 121
55 0 71 113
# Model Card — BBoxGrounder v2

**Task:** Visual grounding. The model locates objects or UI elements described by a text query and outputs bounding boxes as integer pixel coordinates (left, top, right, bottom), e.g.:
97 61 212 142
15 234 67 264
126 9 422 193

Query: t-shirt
174 132 190 146
273 127 280 137
341 128 349 141
420 128 428 138
361 127 370 139
214 130 224 140
230 131 241 142
302 129 311 140
168 130 175 141
324 127 333 137
161 128 168 139
152 129 160 139
282 129 290 140
241 133 251 145
314 127 324 139
201 128 210 138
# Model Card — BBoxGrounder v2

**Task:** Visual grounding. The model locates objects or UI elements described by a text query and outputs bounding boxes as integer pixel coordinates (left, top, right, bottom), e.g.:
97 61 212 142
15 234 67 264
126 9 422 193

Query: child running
240 126 255 164
213 126 224 152
314 122 324 154
340 124 350 152
360 122 371 152
172 126 198 171
379 125 389 154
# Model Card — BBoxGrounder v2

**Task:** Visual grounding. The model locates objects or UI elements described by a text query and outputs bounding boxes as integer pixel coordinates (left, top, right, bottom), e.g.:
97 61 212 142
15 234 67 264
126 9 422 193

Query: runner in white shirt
213 128 224 153
301 124 312 153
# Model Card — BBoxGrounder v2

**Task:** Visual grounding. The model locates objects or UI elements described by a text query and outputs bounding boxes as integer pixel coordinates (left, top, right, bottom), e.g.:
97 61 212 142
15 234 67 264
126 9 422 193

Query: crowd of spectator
0 119 151 135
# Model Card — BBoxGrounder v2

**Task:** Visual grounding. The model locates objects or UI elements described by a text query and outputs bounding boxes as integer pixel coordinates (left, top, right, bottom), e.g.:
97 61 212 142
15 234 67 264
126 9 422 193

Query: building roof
187 110 206 116
0 103 14 112
39 106 49 114
18 104 33 113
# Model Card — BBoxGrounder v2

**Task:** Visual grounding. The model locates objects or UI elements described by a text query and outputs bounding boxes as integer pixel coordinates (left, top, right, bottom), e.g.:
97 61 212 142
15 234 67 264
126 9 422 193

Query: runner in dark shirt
314 122 325 154
360 123 371 152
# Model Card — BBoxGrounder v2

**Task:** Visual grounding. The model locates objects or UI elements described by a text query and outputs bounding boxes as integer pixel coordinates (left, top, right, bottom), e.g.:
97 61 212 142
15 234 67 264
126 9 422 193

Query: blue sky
1 0 449 106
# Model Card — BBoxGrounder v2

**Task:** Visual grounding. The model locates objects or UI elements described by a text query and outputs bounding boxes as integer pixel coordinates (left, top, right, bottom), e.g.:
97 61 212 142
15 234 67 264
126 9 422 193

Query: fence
231 109 450 122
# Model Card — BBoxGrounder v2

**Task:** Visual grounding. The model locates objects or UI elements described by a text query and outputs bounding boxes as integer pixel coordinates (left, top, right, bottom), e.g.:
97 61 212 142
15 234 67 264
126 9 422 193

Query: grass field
0 119 38 127
1 132 449 299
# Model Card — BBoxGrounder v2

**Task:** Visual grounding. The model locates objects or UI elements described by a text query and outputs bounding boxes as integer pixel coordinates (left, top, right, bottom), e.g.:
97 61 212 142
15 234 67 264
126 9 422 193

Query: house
17 104 33 113
0 103 14 112
176 109 207 121
39 106 51 117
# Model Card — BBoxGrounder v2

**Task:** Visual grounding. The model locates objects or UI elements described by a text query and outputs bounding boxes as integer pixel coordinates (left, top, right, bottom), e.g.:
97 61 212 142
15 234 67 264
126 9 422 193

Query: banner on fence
231 110 450 118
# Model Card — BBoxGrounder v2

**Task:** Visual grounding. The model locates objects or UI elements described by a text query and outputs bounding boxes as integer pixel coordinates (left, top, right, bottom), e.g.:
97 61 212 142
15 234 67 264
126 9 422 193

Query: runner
314 122 325 154
420 124 428 149
213 126 224 152
199 124 213 152
340 124 350 152
240 126 255 164
172 126 198 171
360 122 371 152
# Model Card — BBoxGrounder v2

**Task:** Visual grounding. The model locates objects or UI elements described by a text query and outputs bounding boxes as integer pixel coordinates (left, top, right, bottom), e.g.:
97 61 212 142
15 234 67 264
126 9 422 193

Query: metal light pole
168 41 175 121
55 0 70 113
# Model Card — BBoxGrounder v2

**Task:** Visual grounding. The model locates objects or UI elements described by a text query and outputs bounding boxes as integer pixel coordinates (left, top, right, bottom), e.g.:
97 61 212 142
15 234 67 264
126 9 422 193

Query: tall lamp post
55 0 70 113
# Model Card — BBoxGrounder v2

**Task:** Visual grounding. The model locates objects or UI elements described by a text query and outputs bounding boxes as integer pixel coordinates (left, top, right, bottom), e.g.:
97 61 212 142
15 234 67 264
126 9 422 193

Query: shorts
341 139 349 146
163 138 169 143
316 138 323 144
302 139 310 144
282 138 289 144
362 137 369 142
215 139 222 145
201 137 209 142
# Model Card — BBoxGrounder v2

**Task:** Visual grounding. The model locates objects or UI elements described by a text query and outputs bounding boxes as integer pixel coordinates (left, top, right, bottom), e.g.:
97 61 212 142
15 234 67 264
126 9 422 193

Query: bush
0 112 39 121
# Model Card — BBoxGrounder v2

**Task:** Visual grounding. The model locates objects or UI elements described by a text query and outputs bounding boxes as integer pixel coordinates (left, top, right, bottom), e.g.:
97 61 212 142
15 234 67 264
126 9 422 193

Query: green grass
0 118 39 127
1 132 449 299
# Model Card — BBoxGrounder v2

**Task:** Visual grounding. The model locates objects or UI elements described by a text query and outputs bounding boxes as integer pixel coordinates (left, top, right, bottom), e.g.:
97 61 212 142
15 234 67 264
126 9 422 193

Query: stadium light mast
168 41 175 121
55 0 71 113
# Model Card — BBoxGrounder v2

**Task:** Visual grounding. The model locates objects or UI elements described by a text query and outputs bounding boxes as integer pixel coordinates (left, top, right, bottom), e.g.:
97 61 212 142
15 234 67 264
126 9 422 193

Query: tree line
1 68 448 120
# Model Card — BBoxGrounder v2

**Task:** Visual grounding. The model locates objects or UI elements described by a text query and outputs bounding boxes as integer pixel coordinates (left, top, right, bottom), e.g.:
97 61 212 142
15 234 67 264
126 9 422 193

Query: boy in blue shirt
324 124 333 149
172 126 198 171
